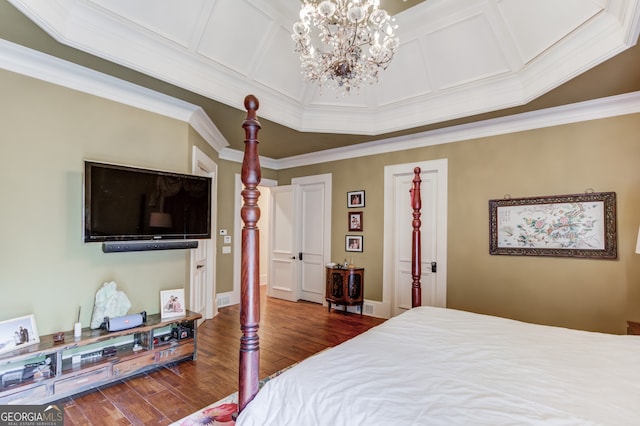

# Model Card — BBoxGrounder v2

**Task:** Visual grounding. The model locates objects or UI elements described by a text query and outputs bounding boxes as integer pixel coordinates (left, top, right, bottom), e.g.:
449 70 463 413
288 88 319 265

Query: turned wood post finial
411 167 422 308
240 91 261 225
244 94 259 120
239 94 261 413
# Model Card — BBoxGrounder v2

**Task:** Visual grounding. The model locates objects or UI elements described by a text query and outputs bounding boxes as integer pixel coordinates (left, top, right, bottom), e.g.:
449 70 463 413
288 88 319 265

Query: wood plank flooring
60 287 386 425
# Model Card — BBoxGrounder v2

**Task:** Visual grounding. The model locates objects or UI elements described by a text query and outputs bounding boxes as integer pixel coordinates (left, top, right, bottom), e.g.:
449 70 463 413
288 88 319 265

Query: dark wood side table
325 267 364 315
627 321 640 335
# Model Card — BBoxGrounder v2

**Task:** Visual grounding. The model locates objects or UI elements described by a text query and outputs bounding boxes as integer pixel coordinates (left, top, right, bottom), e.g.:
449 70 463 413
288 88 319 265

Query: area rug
172 363 296 426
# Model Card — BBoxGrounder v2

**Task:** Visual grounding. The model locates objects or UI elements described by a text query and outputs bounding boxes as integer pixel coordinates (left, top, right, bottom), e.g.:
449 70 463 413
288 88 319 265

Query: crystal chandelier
291 0 399 95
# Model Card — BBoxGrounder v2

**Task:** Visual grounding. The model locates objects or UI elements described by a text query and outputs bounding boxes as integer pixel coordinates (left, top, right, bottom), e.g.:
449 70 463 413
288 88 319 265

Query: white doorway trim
382 159 448 318
190 146 218 319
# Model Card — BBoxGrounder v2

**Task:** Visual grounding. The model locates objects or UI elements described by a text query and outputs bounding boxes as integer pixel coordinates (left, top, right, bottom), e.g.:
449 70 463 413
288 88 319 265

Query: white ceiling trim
8 0 640 136
0 39 229 152
518 6 637 101
2 36 638 172
189 109 229 153
218 147 279 171
270 91 640 170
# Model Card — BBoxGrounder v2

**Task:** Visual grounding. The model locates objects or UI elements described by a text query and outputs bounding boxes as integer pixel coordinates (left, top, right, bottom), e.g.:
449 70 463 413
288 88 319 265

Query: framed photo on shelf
348 211 363 232
347 190 365 208
0 314 39 355
489 191 617 259
160 289 186 319
346 235 363 252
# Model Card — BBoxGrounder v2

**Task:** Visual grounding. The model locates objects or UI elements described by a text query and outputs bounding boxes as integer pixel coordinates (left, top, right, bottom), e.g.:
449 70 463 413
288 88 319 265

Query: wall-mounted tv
84 161 212 244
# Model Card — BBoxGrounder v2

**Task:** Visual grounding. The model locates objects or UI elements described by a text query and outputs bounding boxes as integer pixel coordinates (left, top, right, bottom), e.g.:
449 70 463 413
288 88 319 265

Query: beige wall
0 69 278 334
278 114 640 334
0 69 195 335
3 66 640 337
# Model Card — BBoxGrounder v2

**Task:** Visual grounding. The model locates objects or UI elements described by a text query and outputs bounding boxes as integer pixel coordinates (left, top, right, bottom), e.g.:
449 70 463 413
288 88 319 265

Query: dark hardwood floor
60 287 386 425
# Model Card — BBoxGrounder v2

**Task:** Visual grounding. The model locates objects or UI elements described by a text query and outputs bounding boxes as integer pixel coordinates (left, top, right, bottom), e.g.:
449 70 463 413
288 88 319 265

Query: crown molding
218 147 279 171
189 109 229 152
0 39 228 152
263 90 640 170
3 38 639 173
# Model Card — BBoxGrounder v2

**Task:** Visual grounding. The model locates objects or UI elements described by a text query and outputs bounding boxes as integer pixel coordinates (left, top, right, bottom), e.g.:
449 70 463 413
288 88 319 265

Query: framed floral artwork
489 192 617 259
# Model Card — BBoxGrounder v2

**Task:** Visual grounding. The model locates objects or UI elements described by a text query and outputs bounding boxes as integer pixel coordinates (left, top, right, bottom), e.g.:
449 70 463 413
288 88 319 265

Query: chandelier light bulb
318 1 337 18
293 22 309 37
292 0 399 95
348 6 365 23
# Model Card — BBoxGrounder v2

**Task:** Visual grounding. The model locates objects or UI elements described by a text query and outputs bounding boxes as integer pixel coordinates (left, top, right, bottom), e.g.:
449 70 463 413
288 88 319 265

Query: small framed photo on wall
348 212 363 232
347 190 365 208
346 235 363 252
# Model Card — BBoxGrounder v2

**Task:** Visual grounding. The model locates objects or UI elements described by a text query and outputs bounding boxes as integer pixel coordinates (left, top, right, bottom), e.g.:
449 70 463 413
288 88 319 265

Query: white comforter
236 306 640 426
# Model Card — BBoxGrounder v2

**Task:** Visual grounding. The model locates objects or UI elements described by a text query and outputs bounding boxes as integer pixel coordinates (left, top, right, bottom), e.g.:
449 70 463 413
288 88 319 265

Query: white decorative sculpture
90 281 132 329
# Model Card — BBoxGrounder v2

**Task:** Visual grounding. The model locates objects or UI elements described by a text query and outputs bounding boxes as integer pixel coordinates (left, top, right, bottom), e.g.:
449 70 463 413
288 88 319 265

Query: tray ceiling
5 0 640 158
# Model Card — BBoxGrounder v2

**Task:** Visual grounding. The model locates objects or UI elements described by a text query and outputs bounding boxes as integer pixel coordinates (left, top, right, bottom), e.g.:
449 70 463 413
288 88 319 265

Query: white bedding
236 306 640 426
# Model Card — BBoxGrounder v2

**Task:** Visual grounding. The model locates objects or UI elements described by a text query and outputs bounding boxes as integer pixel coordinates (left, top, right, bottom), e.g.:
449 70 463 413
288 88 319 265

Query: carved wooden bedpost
238 95 261 412
410 167 422 308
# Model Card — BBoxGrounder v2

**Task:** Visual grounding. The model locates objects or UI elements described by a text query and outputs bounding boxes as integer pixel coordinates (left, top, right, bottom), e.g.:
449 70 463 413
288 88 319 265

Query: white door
293 175 331 304
190 147 217 323
267 174 332 304
268 185 299 302
383 160 448 317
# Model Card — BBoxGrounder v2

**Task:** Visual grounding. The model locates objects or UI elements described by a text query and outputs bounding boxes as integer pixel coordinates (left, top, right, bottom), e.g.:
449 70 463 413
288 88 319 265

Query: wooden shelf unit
0 310 201 405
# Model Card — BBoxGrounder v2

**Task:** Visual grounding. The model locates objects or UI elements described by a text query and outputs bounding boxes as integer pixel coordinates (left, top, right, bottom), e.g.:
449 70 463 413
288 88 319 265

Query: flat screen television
84 161 212 243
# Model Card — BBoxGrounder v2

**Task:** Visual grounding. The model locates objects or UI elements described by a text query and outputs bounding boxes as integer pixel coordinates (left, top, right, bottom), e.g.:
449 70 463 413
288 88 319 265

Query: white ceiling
7 0 640 137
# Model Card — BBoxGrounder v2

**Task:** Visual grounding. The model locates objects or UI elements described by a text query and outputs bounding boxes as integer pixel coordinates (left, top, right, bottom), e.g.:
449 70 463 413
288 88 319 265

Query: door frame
229 174 332 305
382 159 448 318
190 146 217 319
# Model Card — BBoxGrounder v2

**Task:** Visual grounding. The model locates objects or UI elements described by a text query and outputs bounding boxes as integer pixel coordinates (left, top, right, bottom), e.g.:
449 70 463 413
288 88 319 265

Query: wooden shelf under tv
0 310 201 405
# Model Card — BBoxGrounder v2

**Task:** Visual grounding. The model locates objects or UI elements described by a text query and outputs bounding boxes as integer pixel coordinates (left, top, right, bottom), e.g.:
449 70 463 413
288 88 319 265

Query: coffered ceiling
3 0 640 159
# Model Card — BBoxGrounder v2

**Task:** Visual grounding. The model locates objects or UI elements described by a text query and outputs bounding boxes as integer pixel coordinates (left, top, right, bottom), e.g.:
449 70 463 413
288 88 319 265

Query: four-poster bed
234 95 640 425
238 94 262 412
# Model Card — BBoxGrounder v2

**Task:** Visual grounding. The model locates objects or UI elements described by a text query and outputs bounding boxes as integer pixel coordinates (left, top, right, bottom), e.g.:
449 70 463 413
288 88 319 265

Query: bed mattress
237 306 640 425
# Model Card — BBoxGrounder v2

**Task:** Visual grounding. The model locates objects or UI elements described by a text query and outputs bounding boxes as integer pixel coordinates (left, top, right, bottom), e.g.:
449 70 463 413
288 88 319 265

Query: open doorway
258 185 270 286
189 146 217 321
222 176 277 307
223 174 331 308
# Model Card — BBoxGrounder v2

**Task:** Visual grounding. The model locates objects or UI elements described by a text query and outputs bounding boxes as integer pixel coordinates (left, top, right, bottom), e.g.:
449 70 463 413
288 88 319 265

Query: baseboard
216 291 239 308
217 292 390 319
327 299 389 319
363 299 390 319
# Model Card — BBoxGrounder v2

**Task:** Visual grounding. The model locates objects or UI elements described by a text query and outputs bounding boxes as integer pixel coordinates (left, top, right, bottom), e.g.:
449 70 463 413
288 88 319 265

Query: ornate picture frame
489 192 617 259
